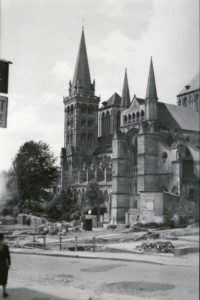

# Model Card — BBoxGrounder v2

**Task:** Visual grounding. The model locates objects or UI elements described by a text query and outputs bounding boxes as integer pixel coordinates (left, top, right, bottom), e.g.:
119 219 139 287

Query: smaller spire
146 57 158 100
82 18 84 31
121 68 131 108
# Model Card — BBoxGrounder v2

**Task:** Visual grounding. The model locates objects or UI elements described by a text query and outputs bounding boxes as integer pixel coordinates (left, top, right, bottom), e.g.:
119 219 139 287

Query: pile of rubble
136 241 174 254
36 222 69 235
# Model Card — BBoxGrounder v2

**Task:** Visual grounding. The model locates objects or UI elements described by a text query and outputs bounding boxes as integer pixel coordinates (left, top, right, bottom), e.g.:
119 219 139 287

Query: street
3 253 199 300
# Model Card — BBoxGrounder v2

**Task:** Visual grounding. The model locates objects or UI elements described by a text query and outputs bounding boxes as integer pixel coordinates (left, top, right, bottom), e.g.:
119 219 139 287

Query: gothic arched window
102 112 105 135
106 111 111 134
116 111 121 130
128 114 131 123
81 132 86 144
132 113 135 122
88 119 93 127
81 118 85 127
88 133 93 143
81 104 86 113
124 115 127 125
183 97 187 107
70 132 73 144
136 112 140 121
141 110 145 120
88 105 93 114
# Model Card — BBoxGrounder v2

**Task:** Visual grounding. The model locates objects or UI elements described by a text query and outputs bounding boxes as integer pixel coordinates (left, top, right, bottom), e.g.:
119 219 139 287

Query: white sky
0 0 199 171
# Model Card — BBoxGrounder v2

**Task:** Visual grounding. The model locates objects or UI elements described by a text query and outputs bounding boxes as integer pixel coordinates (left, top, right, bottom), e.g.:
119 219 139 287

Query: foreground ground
4 253 199 300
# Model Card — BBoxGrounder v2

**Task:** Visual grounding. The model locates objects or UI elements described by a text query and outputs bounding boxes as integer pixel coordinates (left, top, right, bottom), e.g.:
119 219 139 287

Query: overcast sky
0 0 199 171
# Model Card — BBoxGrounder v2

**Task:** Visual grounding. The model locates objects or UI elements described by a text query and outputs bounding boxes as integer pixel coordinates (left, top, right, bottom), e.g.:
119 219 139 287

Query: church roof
136 98 145 105
158 102 199 131
100 92 122 110
177 72 200 96
146 57 158 100
72 29 92 96
107 92 121 107
121 69 131 108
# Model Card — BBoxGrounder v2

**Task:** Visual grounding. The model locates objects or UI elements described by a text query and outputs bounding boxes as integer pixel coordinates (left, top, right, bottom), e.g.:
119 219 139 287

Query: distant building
0 58 12 128
177 72 200 112
60 29 200 224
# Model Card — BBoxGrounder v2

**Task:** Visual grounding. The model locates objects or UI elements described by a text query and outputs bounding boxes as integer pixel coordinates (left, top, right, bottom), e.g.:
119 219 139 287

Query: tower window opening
81 119 86 127
124 115 127 125
183 97 187 107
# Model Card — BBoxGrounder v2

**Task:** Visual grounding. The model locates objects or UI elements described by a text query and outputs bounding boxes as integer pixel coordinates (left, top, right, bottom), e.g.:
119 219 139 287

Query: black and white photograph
0 0 199 299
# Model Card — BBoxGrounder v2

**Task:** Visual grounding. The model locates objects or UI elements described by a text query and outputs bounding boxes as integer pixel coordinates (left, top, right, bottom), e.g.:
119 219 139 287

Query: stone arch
132 113 135 122
136 111 140 121
128 114 131 123
177 144 193 178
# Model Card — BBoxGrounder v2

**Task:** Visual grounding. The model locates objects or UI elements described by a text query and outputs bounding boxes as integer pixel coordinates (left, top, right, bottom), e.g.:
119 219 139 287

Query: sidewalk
10 247 199 267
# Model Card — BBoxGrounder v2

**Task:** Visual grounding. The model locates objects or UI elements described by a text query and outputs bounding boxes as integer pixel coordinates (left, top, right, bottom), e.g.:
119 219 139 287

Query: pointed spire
146 57 158 100
121 68 131 108
72 28 92 96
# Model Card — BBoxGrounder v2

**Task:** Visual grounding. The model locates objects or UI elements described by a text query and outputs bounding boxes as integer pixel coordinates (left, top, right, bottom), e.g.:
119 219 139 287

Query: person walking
0 233 11 298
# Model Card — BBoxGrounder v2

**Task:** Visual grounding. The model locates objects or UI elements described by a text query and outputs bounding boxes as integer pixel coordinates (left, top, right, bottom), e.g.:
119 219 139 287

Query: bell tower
63 28 100 170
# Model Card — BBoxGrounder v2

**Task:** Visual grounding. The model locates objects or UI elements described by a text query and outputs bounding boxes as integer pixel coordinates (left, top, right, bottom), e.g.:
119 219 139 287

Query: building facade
61 29 200 224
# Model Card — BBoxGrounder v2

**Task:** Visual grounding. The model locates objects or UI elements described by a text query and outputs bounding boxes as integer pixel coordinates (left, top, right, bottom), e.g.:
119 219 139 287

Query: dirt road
3 253 199 300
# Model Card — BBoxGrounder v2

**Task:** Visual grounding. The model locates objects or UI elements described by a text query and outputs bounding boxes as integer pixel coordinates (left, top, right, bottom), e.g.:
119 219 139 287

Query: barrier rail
5 234 97 252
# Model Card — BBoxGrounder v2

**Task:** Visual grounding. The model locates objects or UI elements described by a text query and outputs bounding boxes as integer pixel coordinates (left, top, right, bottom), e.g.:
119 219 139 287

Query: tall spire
121 68 130 108
72 28 92 96
146 57 158 100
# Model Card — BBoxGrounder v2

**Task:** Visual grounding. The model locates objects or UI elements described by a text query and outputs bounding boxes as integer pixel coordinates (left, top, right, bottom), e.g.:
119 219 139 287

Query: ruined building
60 29 200 224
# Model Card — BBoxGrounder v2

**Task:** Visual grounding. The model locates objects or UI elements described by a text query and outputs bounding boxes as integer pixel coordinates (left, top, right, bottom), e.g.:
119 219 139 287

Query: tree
46 189 78 221
86 180 103 226
13 140 58 211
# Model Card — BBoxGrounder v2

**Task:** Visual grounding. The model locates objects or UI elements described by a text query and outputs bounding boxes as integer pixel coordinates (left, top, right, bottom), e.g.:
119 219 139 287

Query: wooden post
43 237 46 250
59 236 62 251
75 236 78 252
93 236 96 252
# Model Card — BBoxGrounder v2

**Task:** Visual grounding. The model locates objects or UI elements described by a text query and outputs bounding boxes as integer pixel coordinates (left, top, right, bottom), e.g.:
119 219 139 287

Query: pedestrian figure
0 233 11 298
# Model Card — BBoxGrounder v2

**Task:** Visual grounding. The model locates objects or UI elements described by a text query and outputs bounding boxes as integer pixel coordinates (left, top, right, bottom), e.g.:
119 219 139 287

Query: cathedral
60 28 200 225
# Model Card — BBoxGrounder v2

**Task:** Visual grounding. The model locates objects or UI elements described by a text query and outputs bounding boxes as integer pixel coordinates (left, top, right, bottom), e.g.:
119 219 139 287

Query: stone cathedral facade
60 29 200 224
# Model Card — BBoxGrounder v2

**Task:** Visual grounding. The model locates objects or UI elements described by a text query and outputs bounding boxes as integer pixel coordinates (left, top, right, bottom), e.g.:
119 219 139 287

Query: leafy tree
13 140 58 211
86 180 104 225
46 189 78 221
